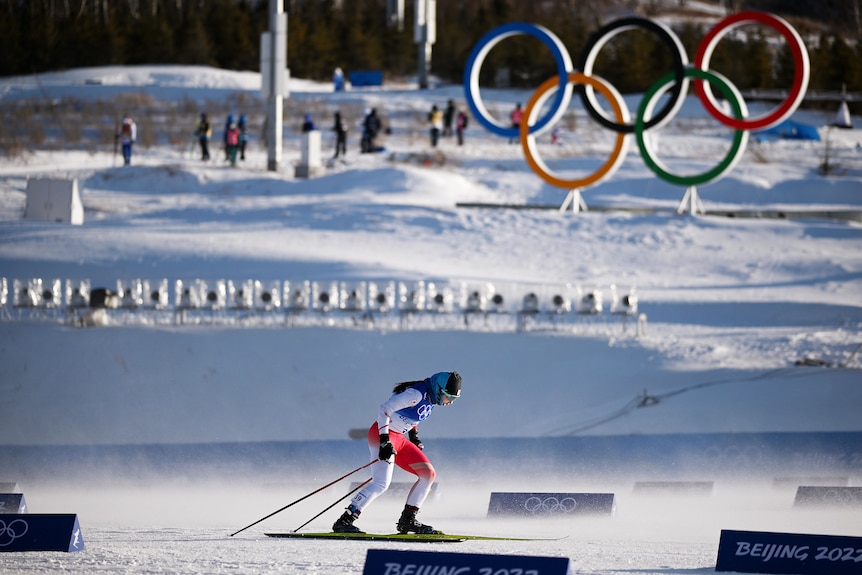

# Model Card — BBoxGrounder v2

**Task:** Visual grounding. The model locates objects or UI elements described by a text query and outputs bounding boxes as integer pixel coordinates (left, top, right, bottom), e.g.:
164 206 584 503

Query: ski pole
292 477 371 533
229 460 375 537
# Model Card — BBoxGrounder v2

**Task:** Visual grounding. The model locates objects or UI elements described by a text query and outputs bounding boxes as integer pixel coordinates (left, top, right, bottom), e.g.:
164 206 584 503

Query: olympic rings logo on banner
463 12 810 190
0 518 29 547
523 496 578 516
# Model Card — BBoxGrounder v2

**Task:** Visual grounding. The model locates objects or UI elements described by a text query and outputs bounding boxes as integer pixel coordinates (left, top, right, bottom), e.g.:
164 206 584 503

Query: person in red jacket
509 103 522 144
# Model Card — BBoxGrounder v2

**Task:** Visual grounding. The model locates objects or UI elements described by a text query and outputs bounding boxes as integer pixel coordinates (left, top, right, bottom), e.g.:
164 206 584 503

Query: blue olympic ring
463 22 573 138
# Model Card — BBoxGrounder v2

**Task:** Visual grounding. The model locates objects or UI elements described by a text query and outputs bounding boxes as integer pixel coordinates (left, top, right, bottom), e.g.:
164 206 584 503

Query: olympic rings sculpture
463 12 810 190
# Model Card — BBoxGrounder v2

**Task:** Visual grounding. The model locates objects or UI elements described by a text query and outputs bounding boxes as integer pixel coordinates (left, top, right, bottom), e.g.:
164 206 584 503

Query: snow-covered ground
1 65 861 574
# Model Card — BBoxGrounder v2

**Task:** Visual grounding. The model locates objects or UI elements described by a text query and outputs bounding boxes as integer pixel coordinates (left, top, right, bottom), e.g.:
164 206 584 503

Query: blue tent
753 119 821 141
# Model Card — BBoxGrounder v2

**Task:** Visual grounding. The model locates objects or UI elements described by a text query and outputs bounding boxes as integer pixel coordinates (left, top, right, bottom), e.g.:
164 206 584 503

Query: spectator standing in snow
551 125 564 146
360 108 372 153
332 371 462 535
301 114 316 133
333 67 345 92
332 111 347 158
428 104 443 147
238 115 249 160
116 114 137 166
225 119 240 167
362 108 381 153
509 103 523 144
195 113 211 161
442 99 456 137
455 110 468 146
223 114 235 161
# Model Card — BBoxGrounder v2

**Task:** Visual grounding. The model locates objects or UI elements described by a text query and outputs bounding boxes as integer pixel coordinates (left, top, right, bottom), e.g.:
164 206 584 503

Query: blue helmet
427 371 461 405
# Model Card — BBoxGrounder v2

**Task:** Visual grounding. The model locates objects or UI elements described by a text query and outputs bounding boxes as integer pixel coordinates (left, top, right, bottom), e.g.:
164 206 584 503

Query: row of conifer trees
0 0 859 111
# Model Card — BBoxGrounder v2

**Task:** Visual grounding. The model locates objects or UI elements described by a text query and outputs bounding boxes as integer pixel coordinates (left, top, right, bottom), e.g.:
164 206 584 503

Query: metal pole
415 0 435 90
266 0 286 172
418 42 430 89
387 0 404 31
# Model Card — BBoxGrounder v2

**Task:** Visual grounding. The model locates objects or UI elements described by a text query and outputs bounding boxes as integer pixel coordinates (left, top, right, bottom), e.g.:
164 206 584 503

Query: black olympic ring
577 17 688 134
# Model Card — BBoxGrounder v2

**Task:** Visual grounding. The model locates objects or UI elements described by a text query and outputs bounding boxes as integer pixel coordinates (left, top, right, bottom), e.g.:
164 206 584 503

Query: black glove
408 428 424 450
378 433 395 461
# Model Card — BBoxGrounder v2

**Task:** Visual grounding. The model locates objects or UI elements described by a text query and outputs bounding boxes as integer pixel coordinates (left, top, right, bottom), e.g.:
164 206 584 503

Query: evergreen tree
205 0 257 70
0 0 856 107
742 30 773 90
824 35 859 92
0 7 25 76
176 16 216 66
809 32 835 93
774 42 799 92
127 14 176 65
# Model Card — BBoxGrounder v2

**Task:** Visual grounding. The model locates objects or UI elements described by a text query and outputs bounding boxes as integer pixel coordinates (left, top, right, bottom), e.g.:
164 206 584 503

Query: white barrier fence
0 276 646 336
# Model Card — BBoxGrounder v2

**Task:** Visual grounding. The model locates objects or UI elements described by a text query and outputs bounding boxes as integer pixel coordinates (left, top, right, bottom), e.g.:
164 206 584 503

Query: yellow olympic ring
520 73 631 190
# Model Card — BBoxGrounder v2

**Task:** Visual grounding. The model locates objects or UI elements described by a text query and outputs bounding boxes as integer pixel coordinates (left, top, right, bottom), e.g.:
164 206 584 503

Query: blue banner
349 71 383 87
716 529 862 575
363 549 570 575
0 514 85 552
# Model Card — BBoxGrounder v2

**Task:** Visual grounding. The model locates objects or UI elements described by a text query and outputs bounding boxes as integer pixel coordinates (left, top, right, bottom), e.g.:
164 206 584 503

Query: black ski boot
332 504 363 533
396 504 440 534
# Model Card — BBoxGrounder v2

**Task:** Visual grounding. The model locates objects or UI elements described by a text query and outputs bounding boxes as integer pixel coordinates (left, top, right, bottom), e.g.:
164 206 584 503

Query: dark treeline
0 0 860 104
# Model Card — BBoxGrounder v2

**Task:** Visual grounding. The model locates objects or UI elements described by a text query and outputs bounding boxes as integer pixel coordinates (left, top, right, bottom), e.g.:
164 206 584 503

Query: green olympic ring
635 67 749 187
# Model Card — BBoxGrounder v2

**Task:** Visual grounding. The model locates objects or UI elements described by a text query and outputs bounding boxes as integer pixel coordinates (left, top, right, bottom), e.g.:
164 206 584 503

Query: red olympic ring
695 11 810 131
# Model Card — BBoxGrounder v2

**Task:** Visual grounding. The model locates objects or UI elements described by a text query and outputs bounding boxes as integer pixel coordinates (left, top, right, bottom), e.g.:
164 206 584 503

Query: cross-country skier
332 371 462 535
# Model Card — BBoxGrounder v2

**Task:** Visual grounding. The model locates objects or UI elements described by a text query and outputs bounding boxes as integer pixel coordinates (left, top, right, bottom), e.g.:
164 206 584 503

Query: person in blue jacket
332 371 462 535
301 114 315 132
